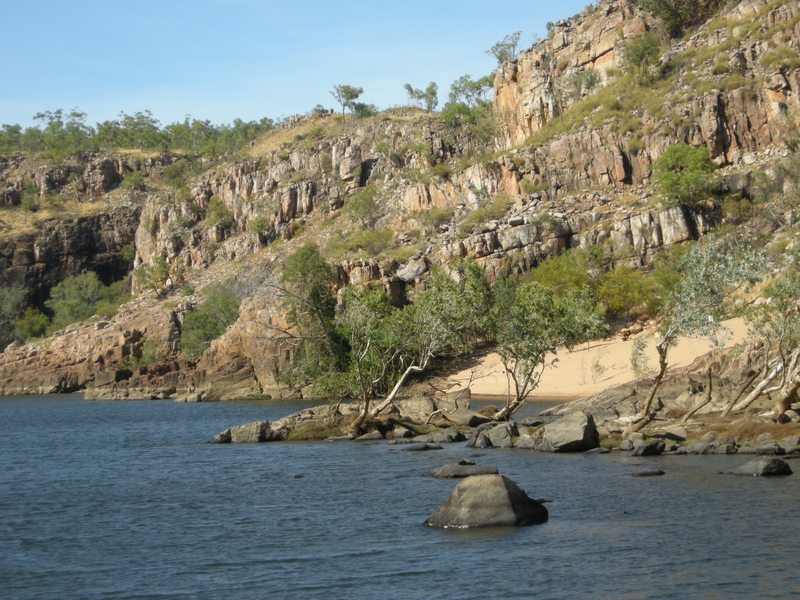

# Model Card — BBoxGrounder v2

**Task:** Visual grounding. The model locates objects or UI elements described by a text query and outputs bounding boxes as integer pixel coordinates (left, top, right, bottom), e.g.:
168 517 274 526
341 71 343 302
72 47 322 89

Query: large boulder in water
731 458 793 476
522 411 599 452
424 475 548 527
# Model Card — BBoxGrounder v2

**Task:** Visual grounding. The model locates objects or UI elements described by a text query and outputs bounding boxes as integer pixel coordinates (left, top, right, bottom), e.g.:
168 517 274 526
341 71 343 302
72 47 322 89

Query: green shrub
179 282 240 359
163 160 189 187
44 273 131 330
15 307 48 340
596 265 659 317
621 31 660 81
760 47 800 71
527 250 591 294
652 143 717 207
415 205 454 231
519 178 545 195
46 273 103 330
0 285 26 349
637 0 726 38
249 215 271 234
430 163 453 178
327 227 394 258
120 170 146 190
205 196 235 229
721 197 754 224
20 181 39 212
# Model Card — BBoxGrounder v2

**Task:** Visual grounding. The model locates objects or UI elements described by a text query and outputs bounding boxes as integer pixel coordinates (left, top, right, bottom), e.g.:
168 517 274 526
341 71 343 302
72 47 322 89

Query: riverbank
448 318 749 399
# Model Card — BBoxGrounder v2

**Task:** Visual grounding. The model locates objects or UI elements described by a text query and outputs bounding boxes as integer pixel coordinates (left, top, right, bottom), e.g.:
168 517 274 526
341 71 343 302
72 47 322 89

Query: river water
1 395 798 599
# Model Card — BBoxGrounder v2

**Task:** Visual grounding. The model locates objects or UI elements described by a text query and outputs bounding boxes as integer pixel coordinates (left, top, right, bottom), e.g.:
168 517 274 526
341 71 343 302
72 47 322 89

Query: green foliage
658 234 765 347
774 151 800 226
760 47 800 71
249 215 271 235
528 250 591 294
327 227 394 258
519 178 545 195
93 280 131 319
134 255 171 296
596 265 660 317
15 308 48 341
414 205 454 232
179 282 240 359
279 245 346 394
621 31 661 81
430 163 453 178
330 85 364 121
352 103 379 118
46 273 103 330
745 259 800 377
652 143 717 207
459 196 511 234
447 74 494 106
721 197 754 224
120 170 146 190
163 160 190 187
652 242 694 297
486 31 521 65
636 0 725 38
404 82 439 112
205 196 235 230
0 285 26 349
1 108 274 156
343 185 381 228
492 280 607 416
20 180 39 212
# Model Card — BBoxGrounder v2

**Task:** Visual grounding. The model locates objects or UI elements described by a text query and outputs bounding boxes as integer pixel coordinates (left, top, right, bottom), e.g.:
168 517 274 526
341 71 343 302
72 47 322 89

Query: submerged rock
425 460 500 479
632 465 665 477
424 475 548 528
404 443 443 451
731 458 793 477
325 434 355 442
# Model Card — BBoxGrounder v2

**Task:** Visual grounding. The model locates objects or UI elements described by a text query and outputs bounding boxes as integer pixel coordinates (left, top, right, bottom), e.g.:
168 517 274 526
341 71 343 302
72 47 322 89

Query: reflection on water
1 395 798 599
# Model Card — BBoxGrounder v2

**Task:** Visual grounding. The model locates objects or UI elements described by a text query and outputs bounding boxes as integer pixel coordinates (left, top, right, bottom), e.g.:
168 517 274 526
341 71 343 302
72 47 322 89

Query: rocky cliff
0 0 797 400
494 0 799 190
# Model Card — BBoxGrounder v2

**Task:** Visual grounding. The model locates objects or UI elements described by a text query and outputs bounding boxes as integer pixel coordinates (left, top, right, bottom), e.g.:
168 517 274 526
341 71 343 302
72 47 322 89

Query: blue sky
1 0 586 128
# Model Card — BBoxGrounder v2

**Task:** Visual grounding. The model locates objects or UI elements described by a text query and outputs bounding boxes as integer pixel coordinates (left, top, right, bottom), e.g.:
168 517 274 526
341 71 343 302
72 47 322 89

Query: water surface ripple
1 395 798 599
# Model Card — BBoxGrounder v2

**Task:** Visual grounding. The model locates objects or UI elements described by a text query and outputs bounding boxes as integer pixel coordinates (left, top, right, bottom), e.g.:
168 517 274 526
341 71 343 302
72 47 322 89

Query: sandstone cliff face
0 207 140 306
0 152 174 204
2 0 797 400
495 0 653 146
494 0 800 190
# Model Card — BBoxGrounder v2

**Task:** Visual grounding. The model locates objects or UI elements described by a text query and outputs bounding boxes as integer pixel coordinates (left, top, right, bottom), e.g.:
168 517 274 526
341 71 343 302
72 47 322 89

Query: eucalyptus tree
628 235 765 432
486 31 521 65
330 85 364 122
491 278 607 420
725 254 800 417
404 82 439 112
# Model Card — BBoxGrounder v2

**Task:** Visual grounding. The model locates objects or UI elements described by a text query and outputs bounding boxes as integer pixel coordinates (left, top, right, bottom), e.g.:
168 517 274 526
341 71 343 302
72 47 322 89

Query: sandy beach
450 318 749 401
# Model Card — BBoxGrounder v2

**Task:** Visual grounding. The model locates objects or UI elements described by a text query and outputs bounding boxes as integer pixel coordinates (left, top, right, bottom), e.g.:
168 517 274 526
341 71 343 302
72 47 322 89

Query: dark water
1 395 799 599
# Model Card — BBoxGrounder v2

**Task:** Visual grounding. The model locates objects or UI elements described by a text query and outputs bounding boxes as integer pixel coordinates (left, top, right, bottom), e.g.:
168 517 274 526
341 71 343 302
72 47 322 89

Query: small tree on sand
628 235 765 432
491 278 607 421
